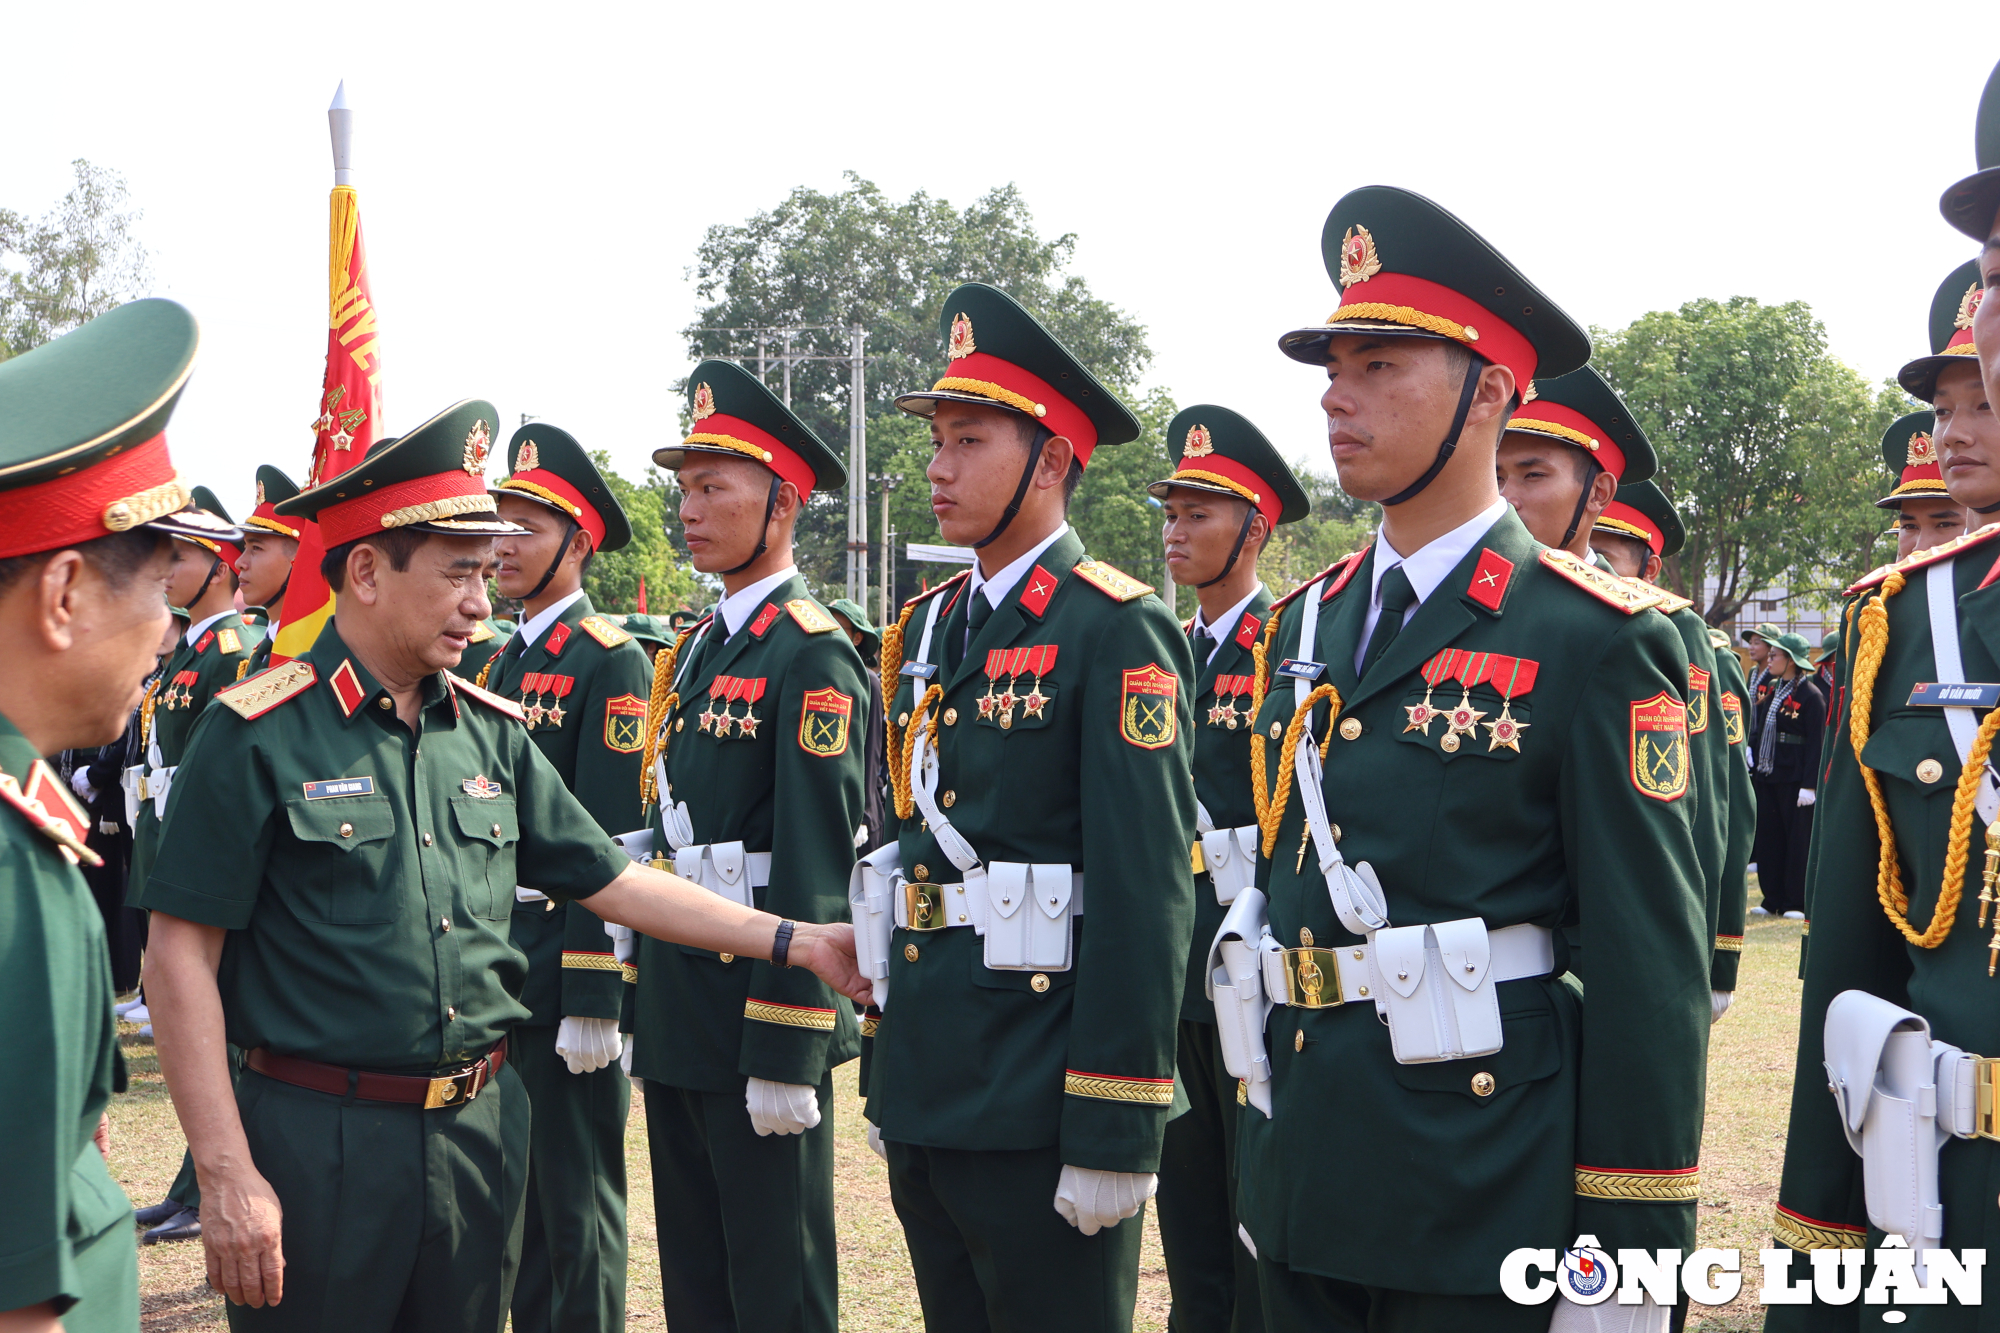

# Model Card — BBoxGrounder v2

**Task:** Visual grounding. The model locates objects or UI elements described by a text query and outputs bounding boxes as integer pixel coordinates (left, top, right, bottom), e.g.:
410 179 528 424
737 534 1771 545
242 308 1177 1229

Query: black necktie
1359 565 1417 678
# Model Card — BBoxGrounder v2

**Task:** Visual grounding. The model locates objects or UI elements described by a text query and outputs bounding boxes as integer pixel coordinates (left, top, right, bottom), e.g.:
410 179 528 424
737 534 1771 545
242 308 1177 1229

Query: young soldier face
492 494 587 600
1496 434 1589 548
165 537 224 609
349 533 496 673
1896 499 1967 558
236 531 298 610
675 453 791 575
1318 333 1511 503
1934 361 2000 512
1590 533 1656 581
1160 486 1264 587
925 403 1063 548
1976 216 2000 409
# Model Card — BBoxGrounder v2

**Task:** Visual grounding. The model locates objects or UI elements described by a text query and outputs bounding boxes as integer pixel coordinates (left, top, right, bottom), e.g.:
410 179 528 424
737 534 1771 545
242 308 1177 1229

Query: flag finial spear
328 81 354 187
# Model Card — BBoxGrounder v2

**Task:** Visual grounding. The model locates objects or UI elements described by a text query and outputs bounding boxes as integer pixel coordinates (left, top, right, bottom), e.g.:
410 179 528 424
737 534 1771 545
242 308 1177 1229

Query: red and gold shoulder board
467 620 495 644
1632 579 1694 615
451 674 527 722
216 660 317 720
217 626 243 655
901 571 970 614
1072 559 1152 602
0 761 102 866
1539 548 1661 614
1273 554 1358 611
1850 523 2000 593
784 599 840 634
580 614 632 648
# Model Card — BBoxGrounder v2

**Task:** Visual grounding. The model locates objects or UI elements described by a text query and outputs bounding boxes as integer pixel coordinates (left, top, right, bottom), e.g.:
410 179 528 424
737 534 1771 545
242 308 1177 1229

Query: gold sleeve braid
639 625 697 809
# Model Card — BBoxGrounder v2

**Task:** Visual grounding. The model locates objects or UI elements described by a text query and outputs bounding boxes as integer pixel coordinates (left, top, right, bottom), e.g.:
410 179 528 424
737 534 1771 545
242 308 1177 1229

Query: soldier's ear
346 542 383 606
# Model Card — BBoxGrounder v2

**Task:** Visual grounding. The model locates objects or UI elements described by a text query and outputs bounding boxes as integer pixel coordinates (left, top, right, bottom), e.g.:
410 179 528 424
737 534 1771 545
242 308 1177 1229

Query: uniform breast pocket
283 796 400 924
452 796 520 920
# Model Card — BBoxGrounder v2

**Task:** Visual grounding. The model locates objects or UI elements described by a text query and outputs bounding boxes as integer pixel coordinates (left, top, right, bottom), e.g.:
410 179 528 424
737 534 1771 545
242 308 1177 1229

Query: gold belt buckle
1283 948 1345 1009
1190 840 1206 876
424 1056 491 1109
1978 1059 2000 1141
903 881 946 933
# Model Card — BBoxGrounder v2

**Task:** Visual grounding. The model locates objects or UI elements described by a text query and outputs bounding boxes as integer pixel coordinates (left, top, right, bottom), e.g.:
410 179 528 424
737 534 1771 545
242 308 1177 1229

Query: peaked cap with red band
278 399 526 546
245 464 302 539
1898 260 1984 403
186 485 244 570
1280 185 1589 393
1505 365 1656 485
1147 404 1309 526
1877 409 1945 509
653 358 845 495
894 282 1140 468
493 421 631 552
1940 58 2000 239
0 298 240 559
1594 479 1685 560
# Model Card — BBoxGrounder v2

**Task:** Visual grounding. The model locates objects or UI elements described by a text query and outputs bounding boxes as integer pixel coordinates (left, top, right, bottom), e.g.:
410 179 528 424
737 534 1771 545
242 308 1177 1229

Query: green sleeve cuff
137 873 256 930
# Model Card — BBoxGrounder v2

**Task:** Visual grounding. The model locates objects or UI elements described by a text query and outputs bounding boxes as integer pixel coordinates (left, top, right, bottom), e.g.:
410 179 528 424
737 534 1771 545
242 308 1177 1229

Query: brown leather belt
246 1039 507 1110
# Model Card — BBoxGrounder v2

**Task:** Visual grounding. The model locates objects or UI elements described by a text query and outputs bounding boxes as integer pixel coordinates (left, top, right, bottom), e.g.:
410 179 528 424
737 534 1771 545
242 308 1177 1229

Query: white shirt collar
1368 499 1509 611
969 524 1070 612
515 588 587 651
716 566 799 638
185 609 234 646
1193 585 1264 667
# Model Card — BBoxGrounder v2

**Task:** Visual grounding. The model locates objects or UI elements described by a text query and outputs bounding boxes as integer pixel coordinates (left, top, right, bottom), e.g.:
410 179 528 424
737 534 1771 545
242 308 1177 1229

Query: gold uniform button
944 707 959 725
422 832 434 846
440 917 451 932
1471 1071 1496 1097
447 1006 457 1020
1031 973 1050 992
1329 823 1342 843
675 718 684 732
904 943 920 963
378 696 393 710
914 864 930 882
339 822 354 838
1917 758 1945 784
491 824 502 837
898 711 910 728
942 790 957 808
1339 717 1362 741
1270 721 1284 740
1294 1029 1305 1052
1440 733 1461 754
719 953 734 964
1299 927 1314 946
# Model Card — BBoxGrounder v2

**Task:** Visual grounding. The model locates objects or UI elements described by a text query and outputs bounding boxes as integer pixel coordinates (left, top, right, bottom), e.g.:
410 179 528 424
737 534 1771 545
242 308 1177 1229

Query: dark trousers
1257 1256 1554 1333
1158 1020 1262 1333
225 1062 530 1333
508 1024 630 1333
885 1140 1143 1333
1753 777 1806 914
642 1076 837 1333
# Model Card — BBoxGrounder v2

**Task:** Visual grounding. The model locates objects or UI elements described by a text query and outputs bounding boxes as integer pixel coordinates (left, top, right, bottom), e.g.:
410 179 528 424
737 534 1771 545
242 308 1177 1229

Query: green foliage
1258 467 1375 597
580 450 701 616
1592 297 1912 624
0 160 150 361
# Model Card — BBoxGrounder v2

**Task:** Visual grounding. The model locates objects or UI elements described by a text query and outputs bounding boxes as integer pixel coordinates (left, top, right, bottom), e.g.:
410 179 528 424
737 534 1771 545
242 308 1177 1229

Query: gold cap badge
1183 424 1214 458
255 480 267 506
1960 284 1985 330
463 420 492 476
1338 225 1382 287
1522 381 1539 402
948 313 976 361
692 382 716 421
1909 431 1938 467
516 439 540 473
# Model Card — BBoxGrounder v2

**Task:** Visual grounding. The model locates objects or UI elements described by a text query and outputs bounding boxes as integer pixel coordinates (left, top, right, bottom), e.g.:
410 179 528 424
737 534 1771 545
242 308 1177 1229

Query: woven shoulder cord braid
639 624 699 808
1249 604 1285 838
880 596 923 820
1258 683 1340 857
897 683 945 821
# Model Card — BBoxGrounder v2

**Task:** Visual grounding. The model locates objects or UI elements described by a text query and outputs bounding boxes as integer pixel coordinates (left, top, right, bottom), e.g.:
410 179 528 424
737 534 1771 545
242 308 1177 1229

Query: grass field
112 901 1801 1331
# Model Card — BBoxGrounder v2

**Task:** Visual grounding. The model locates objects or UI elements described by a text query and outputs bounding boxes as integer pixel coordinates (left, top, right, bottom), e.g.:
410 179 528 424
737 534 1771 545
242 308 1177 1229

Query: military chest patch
1720 691 1744 745
580 614 633 647
784 599 840 634
799 687 854 756
304 776 376 800
1630 692 1690 801
217 660 317 720
1121 664 1179 749
603 693 647 753
1073 559 1153 602
461 775 502 798
1687 666 1711 734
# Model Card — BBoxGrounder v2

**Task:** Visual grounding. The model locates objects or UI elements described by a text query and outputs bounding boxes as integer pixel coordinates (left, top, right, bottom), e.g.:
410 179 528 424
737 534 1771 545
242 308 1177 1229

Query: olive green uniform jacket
486 595 650 1022
1707 635 1754 984
1241 508 1709 1292
0 715 137 1331
1768 529 2000 1326
631 574 869 1092
863 530 1199 1174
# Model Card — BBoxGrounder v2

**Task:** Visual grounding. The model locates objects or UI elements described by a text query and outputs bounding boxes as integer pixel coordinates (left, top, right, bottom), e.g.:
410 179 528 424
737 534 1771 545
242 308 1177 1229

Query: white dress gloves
70 767 97 804
866 1122 886 1160
746 1078 821 1136
1711 990 1733 1024
1053 1165 1157 1236
555 1015 622 1074
1797 788 1817 808
1548 1293 1669 1333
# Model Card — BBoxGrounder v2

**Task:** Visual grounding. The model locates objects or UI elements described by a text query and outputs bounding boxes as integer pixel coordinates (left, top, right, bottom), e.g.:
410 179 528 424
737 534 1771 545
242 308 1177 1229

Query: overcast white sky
4 1 1990 521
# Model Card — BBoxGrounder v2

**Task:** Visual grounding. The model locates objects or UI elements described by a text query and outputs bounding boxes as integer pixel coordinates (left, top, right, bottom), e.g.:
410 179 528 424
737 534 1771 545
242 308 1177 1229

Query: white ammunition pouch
848 842 902 1009
611 827 655 864
1195 801 1259 907
121 764 144 830
1206 887 1283 1117
672 841 771 910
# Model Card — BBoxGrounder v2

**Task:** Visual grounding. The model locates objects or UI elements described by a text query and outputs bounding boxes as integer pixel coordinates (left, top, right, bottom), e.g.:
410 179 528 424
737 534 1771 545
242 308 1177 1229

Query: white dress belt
892 869 1087 933
1263 921 1555 1006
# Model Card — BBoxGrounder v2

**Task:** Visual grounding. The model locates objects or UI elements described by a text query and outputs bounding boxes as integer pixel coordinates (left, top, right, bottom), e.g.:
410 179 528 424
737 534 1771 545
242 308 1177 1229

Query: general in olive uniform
485 425 652 1333
0 298 240 1332
1232 188 1708 1331
632 361 868 1333
1149 405 1307 1333
860 285 1198 1332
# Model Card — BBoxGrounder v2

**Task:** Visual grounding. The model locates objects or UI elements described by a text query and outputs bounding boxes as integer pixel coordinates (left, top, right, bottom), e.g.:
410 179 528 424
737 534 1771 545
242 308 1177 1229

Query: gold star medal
1020 645 1057 719
545 674 572 728
1482 655 1539 753
1405 651 1455 735
1443 651 1490 745
737 678 766 739
977 650 1004 722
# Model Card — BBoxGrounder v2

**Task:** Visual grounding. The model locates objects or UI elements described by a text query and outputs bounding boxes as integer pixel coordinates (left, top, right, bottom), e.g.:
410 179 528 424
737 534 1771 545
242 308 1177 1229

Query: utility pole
878 472 899 625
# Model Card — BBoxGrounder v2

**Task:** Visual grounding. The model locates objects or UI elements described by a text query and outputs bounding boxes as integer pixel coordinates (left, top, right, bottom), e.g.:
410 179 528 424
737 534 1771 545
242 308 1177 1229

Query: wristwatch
772 919 796 968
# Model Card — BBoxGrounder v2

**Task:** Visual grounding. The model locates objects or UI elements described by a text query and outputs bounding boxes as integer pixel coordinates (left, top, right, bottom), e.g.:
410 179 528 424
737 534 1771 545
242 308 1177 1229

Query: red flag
636 576 648 614
272 181 383 662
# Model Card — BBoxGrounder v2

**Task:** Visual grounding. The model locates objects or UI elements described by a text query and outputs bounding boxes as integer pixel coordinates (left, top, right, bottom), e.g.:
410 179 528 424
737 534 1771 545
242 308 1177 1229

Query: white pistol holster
1195 800 1259 907
848 843 901 1010
1370 918 1508 1064
673 841 768 910
1207 888 1284 1117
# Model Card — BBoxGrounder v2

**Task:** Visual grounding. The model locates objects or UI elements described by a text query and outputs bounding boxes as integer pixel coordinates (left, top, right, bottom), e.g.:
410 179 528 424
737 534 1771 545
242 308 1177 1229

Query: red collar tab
545 622 571 657
750 603 784 638
935 351 1102 465
0 431 182 561
329 660 366 718
195 630 216 653
683 412 819 496
1506 399 1628 481
1597 501 1665 555
1466 549 1515 612
1332 271 1538 391
1235 611 1262 648
1020 564 1060 618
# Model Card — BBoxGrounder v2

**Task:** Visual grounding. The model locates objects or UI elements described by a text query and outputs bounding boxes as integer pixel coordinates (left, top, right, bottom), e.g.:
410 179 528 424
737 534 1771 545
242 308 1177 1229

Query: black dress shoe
132 1200 182 1228
140 1206 201 1244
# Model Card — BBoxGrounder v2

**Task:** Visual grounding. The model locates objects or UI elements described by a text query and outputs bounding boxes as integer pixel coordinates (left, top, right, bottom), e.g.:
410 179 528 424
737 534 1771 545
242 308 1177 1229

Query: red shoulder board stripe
749 603 783 638
451 674 527 721
1020 564 1060 617
545 622 571 656
1235 611 1261 649
0 763 101 867
1273 554 1358 612
1467 549 1515 612
329 660 366 717
901 570 970 614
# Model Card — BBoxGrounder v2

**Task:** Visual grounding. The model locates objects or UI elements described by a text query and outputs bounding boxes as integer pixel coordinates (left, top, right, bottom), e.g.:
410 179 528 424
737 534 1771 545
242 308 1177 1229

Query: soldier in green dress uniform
236 466 302 677
1591 480 1754 1018
483 424 652 1333
858 284 1197 1332
1877 411 1968 561
629 360 867 1333
1229 187 1707 1332
0 297 242 1333
136 401 870 1332
1148 404 1306 1333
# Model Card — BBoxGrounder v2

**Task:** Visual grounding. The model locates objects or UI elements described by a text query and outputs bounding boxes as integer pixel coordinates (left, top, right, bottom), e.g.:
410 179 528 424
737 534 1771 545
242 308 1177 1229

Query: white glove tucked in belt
556 1015 622 1074
1053 1165 1157 1236
746 1078 821 1136
1548 1294 1668 1333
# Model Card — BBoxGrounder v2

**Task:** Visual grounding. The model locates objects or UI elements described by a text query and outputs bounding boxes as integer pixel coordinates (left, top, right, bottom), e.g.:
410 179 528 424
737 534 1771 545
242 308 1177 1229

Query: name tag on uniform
900 662 939 680
1276 659 1326 681
1909 682 2000 708
302 776 375 799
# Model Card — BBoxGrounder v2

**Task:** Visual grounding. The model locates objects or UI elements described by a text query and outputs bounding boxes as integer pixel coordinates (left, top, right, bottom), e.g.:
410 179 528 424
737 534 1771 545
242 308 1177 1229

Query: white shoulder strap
1293 578 1328 709
1924 558 2000 824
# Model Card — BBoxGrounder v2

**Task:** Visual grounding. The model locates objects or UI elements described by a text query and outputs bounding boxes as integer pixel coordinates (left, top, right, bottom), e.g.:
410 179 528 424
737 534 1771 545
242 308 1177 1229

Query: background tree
0 159 150 361
1593 297 1908 625
577 450 700 616
1257 468 1376 595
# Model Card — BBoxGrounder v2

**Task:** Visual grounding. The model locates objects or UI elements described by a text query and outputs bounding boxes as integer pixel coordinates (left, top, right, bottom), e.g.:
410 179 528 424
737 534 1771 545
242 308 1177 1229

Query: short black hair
321 528 433 592
0 528 169 597
1440 342 1521 418
1009 416 1083 511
